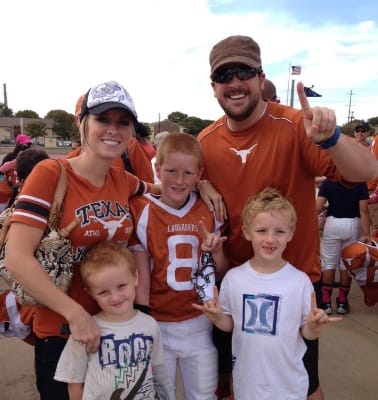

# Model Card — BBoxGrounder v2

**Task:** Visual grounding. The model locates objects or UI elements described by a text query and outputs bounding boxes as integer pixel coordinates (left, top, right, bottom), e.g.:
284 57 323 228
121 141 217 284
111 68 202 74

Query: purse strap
47 159 67 231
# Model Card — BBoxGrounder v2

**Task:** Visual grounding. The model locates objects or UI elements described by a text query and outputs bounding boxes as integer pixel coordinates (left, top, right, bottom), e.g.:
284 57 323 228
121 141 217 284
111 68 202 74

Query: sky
2 0 378 125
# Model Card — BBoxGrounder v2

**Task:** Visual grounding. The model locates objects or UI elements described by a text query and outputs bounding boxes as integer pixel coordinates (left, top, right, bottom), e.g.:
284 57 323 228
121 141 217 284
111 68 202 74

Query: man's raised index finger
296 81 311 112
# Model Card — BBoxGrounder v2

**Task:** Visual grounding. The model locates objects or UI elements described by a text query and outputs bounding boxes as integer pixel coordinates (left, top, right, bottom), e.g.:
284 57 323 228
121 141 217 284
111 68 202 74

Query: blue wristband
316 126 341 149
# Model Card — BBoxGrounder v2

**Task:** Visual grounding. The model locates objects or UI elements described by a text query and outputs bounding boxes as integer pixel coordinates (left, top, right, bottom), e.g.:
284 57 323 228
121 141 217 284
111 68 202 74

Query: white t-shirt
220 261 313 400
54 311 164 400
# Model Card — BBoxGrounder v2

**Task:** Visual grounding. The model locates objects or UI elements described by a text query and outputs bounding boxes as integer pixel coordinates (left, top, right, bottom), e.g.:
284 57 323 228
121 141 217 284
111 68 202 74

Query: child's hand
193 286 222 316
305 292 342 337
199 219 227 253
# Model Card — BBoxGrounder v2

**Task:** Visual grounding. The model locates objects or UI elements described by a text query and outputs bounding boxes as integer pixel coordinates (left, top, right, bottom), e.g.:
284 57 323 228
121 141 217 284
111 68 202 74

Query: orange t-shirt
11 158 144 338
198 101 340 282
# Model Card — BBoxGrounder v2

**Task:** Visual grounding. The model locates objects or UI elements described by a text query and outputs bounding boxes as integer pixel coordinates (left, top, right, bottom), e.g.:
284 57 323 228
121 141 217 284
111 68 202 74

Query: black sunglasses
355 129 366 133
212 66 263 84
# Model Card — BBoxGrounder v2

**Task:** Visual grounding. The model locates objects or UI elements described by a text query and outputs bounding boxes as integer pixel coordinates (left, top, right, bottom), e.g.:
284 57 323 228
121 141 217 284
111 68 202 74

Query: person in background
6 147 50 207
67 95 154 182
4 80 159 400
197 35 377 400
0 147 50 345
353 122 371 148
316 178 370 315
0 134 33 188
194 188 341 400
1 134 32 165
54 241 167 400
150 131 171 183
135 121 157 160
262 78 280 102
359 123 378 236
130 133 227 400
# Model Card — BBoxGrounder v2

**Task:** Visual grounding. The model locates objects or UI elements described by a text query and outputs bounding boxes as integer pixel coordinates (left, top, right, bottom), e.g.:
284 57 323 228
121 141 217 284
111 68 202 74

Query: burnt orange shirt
198 101 340 282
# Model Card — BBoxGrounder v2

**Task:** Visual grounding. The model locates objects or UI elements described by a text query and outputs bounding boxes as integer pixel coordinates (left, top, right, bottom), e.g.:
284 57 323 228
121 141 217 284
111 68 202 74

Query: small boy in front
54 241 167 400
194 188 342 400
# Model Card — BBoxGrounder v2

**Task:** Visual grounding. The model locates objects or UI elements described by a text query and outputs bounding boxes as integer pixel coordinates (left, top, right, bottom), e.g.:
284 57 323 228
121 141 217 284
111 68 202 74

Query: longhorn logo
230 144 257 164
90 214 129 240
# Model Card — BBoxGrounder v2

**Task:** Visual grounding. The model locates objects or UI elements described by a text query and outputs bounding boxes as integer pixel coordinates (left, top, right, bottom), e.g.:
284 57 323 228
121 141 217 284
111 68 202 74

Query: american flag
291 65 301 75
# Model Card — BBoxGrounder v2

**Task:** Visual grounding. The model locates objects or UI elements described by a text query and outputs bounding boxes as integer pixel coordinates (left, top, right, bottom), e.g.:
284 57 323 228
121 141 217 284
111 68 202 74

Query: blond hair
80 241 136 288
242 187 297 229
156 132 204 168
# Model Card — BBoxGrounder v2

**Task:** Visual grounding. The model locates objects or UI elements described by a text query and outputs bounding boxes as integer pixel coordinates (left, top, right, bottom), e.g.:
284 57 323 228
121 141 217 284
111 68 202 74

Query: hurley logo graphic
230 144 257 164
242 293 279 335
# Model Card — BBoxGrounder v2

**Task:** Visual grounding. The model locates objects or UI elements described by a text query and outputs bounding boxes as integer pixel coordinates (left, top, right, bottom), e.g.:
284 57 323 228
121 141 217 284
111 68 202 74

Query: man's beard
217 91 258 122
218 100 255 121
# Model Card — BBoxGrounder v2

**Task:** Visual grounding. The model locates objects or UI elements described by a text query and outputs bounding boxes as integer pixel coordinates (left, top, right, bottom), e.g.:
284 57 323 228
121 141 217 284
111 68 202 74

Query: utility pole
3 83 8 107
346 90 354 123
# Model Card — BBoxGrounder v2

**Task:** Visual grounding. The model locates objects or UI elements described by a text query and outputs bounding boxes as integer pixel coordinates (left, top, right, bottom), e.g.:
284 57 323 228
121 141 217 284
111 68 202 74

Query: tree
15 110 40 118
136 121 152 139
181 116 213 136
26 120 47 140
0 102 14 117
368 117 378 127
168 112 188 124
45 110 76 140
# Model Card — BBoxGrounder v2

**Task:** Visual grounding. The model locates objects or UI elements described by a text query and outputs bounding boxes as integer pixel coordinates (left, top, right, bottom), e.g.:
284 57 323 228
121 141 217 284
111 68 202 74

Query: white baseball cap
79 81 137 122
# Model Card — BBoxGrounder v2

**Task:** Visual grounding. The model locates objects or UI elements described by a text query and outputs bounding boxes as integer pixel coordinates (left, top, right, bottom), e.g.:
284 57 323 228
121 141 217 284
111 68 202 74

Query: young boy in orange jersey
130 133 228 400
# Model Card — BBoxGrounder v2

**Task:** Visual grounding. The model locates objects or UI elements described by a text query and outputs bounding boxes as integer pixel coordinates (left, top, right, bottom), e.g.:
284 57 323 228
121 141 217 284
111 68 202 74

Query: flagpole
286 62 291 105
290 80 295 107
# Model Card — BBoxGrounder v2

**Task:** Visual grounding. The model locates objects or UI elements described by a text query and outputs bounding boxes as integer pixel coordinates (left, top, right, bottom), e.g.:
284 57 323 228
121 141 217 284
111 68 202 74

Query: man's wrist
315 126 341 149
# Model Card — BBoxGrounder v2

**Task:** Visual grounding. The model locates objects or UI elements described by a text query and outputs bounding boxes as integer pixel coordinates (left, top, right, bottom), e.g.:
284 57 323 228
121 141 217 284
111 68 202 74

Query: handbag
0 159 79 306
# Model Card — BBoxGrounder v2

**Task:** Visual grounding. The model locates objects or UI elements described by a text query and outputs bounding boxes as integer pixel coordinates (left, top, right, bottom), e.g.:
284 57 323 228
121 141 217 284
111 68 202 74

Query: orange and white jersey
130 192 222 322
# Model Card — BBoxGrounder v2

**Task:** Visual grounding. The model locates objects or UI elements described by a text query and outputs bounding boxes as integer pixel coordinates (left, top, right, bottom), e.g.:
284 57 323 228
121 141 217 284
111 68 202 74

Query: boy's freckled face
156 152 203 209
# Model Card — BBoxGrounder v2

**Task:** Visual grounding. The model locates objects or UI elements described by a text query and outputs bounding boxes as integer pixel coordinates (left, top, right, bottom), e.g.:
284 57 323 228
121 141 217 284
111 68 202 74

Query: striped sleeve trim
135 181 147 196
12 194 52 226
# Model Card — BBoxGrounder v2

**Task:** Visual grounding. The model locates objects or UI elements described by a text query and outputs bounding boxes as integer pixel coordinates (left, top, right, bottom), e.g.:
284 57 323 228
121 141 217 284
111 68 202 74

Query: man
262 78 280 102
197 35 377 400
353 122 371 148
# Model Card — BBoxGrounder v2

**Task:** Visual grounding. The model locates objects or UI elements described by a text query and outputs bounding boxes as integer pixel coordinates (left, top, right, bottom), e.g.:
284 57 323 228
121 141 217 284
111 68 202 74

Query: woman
5 80 158 400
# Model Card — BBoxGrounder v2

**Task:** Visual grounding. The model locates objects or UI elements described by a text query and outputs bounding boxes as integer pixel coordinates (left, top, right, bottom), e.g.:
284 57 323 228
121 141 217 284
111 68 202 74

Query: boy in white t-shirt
194 188 342 400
